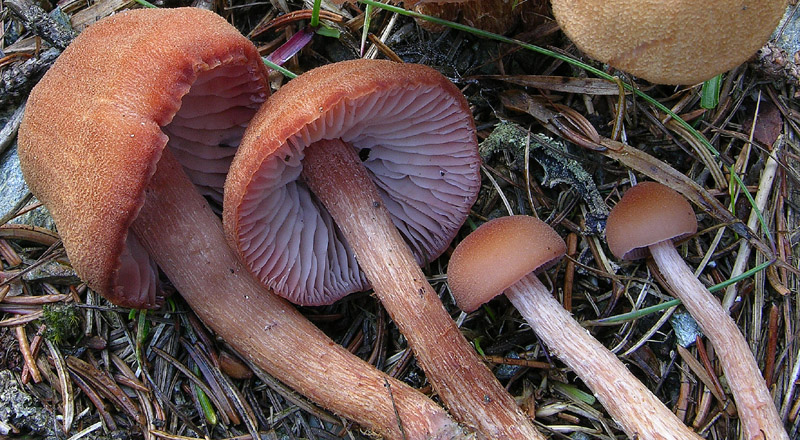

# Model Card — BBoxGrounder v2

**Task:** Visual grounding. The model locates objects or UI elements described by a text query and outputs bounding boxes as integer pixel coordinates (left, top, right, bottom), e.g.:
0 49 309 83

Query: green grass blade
262 57 298 79
310 0 322 27
361 3 374 56
133 0 157 8
700 74 722 109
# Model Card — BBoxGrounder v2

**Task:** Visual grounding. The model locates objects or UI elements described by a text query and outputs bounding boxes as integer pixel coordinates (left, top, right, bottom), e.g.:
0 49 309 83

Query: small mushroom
225 59 542 439
18 9 465 440
448 215 703 440
550 0 787 84
606 181 788 440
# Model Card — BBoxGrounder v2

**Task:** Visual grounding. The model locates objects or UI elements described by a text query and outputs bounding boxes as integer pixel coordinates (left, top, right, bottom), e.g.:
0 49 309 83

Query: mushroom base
650 241 788 440
507 273 702 440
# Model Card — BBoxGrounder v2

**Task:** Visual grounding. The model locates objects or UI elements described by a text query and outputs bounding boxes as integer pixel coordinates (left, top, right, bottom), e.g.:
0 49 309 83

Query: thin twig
15 325 41 382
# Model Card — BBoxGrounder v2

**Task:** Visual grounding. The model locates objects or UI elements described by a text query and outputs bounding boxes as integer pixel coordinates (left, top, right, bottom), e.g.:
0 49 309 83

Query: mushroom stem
649 241 787 440
506 273 702 440
130 149 467 440
301 138 542 439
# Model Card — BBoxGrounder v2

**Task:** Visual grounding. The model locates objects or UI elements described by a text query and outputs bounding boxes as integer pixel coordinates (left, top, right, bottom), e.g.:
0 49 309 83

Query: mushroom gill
235 82 479 305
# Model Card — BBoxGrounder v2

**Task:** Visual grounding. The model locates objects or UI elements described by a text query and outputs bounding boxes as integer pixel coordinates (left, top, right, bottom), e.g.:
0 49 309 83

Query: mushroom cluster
551 0 787 84
224 59 543 439
448 216 703 440
22 6 787 440
17 8 466 440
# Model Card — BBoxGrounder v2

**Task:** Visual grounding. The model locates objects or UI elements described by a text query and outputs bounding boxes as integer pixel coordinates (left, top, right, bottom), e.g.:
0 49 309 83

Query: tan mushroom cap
551 0 787 85
18 8 268 307
606 182 698 261
448 216 566 313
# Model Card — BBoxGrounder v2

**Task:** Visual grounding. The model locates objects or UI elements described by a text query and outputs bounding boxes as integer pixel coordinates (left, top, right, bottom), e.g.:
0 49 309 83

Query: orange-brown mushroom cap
551 0 787 85
606 182 698 261
18 8 269 308
448 216 566 313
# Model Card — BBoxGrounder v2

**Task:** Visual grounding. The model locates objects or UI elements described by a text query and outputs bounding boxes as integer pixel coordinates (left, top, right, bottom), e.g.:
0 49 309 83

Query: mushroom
225 59 542 439
448 215 703 440
408 0 548 34
606 181 788 440
550 0 787 84
17 9 467 440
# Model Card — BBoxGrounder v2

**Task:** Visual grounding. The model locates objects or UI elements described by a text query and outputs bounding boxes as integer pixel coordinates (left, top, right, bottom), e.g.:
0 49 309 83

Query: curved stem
650 241 787 440
507 273 702 440
131 149 466 440
301 138 543 439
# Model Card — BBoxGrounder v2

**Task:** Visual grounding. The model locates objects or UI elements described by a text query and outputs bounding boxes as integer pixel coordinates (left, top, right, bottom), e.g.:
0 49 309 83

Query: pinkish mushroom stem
648 241 788 440
131 149 465 440
506 274 702 440
301 138 543 440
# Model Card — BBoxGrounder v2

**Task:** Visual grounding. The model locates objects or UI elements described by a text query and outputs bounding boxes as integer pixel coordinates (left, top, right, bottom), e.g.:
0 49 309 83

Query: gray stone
669 309 703 348
0 370 57 438
773 5 800 55
0 142 55 230
0 145 28 217
494 351 524 380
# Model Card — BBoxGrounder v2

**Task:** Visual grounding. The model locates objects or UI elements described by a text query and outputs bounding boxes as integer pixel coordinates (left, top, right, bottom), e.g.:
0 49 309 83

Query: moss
41 303 80 344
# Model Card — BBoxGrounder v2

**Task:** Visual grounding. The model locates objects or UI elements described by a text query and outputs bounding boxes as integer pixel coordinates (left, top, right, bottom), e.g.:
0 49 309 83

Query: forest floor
1 1 799 439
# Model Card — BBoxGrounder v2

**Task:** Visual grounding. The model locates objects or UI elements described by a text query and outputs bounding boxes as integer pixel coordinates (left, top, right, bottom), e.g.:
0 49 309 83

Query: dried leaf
480 75 624 95
66 356 144 425
744 98 783 148
45 340 73 433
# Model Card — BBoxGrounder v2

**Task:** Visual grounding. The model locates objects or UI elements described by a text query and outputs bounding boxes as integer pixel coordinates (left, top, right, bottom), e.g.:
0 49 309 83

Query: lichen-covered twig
0 48 59 108
5 0 76 50
479 121 609 234
0 101 26 155
1 0 76 107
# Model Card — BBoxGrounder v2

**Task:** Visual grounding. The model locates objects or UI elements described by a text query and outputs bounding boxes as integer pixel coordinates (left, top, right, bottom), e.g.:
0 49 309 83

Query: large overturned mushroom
225 59 543 439
17 9 467 440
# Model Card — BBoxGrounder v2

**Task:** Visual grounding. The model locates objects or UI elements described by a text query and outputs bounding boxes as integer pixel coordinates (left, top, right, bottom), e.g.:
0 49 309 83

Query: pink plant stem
265 27 314 66
506 273 702 440
131 149 467 440
649 240 788 440
301 138 543 440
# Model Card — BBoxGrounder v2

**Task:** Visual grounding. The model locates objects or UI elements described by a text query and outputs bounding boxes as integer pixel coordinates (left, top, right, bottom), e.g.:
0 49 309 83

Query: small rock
495 351 524 380
0 144 55 230
773 5 800 55
0 370 57 438
670 309 703 348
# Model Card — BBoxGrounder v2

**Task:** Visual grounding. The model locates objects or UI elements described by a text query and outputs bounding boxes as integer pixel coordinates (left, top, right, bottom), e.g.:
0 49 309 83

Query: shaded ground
1 1 799 439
